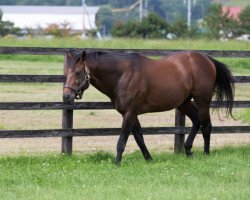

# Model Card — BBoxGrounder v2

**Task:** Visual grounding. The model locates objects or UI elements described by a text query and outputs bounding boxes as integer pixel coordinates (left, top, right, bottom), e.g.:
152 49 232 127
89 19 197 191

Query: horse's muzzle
63 93 74 104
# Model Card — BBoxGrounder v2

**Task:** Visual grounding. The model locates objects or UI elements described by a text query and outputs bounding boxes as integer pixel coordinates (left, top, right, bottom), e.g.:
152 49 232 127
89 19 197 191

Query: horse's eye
75 71 81 76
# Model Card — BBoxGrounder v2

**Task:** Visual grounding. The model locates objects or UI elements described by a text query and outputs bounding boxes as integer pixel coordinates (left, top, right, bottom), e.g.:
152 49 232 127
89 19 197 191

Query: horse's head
63 50 90 104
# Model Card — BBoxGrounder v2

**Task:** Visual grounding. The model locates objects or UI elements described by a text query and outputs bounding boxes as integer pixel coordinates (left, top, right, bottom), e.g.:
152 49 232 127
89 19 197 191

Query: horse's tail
207 55 235 117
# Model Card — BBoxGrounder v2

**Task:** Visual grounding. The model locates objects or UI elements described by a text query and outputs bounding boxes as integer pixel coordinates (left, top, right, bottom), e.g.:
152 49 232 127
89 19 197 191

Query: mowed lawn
0 146 249 200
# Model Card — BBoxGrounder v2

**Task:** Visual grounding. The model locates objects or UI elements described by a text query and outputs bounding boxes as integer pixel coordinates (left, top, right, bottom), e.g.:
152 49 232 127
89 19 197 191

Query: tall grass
0 146 249 200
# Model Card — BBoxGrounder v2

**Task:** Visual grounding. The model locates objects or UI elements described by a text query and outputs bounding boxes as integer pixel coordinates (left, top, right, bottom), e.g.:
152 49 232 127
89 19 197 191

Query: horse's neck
88 55 124 99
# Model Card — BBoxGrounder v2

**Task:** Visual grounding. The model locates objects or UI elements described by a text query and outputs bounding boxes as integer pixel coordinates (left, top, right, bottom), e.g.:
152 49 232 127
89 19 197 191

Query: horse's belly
141 89 188 114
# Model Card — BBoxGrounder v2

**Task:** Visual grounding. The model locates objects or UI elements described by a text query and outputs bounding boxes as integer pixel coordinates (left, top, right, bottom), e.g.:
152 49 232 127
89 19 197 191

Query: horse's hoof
115 160 121 166
146 157 153 163
186 151 193 158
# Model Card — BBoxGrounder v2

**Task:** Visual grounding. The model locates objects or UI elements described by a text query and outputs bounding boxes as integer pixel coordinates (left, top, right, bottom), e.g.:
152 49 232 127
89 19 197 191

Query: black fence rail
1 46 250 57
0 47 249 154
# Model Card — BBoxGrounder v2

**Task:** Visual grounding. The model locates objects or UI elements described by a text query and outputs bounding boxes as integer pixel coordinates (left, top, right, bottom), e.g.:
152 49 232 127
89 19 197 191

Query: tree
203 4 238 39
112 13 170 39
111 20 140 38
239 5 250 34
192 0 212 22
96 5 114 36
0 9 20 36
171 18 188 38
138 13 170 38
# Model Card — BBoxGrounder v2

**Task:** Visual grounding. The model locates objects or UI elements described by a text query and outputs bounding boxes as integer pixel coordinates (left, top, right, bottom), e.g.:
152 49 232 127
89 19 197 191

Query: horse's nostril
63 94 70 102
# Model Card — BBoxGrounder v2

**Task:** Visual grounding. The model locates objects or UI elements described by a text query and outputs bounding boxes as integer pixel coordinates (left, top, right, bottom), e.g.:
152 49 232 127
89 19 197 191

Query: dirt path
0 109 249 155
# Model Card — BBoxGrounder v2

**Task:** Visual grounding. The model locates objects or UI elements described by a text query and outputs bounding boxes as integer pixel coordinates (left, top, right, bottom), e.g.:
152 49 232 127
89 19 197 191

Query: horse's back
140 51 216 113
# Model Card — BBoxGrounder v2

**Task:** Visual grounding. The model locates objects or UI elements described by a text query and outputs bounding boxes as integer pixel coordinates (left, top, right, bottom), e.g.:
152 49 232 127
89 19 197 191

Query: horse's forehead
66 56 81 69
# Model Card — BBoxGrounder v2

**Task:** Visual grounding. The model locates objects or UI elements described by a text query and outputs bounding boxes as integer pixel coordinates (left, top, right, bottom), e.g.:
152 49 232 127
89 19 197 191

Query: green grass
1 38 250 49
0 60 62 75
0 146 249 200
237 108 250 123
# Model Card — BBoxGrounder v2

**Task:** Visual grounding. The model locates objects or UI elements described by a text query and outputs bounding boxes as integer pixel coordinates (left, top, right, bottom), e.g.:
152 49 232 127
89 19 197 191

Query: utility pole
82 0 86 35
139 0 143 21
82 0 93 34
139 0 148 21
187 0 192 29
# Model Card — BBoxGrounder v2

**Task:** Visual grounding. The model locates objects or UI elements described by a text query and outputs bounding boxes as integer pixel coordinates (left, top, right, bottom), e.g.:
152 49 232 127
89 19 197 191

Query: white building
0 5 99 32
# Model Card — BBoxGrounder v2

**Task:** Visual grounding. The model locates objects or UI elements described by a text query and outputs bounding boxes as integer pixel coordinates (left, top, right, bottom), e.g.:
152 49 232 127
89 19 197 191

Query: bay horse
63 50 234 164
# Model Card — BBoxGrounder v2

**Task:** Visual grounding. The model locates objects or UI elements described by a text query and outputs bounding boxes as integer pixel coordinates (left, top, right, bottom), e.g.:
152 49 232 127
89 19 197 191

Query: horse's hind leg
198 107 212 154
178 100 201 157
132 118 152 161
194 98 212 155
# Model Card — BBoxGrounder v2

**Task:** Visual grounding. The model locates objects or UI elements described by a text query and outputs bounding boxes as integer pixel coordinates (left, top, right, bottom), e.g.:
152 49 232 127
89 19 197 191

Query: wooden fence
0 47 250 154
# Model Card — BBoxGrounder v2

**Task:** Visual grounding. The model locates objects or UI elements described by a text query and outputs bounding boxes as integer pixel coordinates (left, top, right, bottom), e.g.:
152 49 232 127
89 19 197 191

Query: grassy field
1 37 250 49
0 146 249 200
0 38 249 199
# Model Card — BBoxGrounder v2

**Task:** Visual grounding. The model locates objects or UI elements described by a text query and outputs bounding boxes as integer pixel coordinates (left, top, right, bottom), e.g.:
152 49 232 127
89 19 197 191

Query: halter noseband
64 62 90 100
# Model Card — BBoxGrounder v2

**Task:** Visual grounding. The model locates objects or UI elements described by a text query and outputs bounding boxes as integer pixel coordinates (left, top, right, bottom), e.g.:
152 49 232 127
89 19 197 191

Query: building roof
0 5 99 31
0 5 99 15
222 6 243 20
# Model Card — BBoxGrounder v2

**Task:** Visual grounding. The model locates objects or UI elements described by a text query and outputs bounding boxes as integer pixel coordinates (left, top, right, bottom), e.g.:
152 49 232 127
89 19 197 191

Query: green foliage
203 4 239 39
96 5 114 35
43 22 72 37
112 13 170 39
239 5 250 34
112 20 140 38
0 9 20 36
112 13 202 39
170 18 189 38
148 0 211 23
0 146 249 200
139 13 170 38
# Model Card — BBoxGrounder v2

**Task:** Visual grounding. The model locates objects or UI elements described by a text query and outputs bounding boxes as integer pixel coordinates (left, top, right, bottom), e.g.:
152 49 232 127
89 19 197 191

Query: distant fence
0 47 250 154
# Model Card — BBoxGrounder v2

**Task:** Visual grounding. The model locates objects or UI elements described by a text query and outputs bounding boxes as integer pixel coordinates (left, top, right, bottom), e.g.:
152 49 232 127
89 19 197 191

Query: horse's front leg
116 112 136 165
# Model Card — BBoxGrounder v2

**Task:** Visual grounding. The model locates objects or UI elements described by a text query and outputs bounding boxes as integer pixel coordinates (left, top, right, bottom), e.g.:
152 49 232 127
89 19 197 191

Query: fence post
62 54 73 154
174 109 185 153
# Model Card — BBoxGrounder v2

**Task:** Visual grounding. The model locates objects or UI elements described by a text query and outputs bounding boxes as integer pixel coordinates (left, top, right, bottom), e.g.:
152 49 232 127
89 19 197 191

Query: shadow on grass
86 151 116 163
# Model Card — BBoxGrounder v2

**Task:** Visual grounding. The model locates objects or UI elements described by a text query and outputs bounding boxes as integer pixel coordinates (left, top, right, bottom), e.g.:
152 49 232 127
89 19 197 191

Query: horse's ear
81 50 86 61
67 50 73 58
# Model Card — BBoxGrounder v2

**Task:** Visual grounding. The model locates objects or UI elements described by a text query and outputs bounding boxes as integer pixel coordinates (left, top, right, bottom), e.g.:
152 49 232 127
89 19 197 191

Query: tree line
110 4 250 39
0 0 249 39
